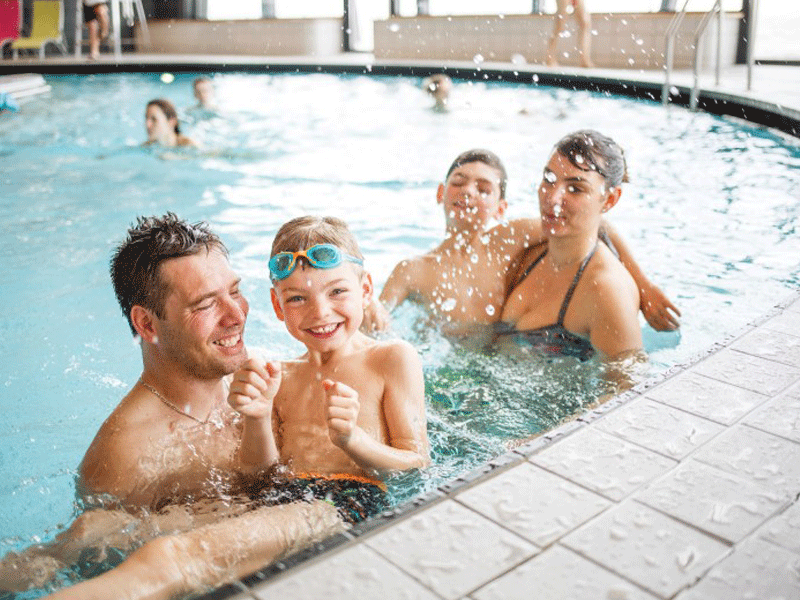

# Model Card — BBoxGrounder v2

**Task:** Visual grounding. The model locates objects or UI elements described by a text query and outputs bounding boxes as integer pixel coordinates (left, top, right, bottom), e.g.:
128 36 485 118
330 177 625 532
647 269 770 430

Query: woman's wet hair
555 129 628 187
445 148 508 199
271 215 364 272
111 212 227 335
146 98 181 134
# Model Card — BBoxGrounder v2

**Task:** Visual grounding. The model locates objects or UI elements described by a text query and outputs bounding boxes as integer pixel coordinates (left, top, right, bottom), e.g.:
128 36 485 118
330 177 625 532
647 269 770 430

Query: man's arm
600 221 681 331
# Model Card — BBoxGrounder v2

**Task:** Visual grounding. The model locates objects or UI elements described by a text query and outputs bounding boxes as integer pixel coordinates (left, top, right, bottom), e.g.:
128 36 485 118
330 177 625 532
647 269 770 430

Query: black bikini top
496 244 597 361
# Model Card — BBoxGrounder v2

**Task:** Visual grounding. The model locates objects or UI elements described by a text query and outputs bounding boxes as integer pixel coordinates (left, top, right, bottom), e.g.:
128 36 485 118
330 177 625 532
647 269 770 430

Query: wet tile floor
237 292 800 599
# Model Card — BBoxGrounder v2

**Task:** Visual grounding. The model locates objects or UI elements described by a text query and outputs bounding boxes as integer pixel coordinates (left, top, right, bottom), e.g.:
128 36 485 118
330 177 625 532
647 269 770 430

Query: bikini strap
517 248 548 288
556 243 598 326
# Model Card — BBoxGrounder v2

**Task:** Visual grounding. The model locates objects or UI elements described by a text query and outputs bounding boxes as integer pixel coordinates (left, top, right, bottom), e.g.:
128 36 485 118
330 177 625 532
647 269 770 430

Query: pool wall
2 58 798 137
2 57 800 599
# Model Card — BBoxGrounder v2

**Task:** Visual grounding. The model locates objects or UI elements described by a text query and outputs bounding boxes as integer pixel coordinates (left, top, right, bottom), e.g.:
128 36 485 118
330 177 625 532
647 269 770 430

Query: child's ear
601 186 622 213
270 288 285 322
131 305 158 343
436 183 445 205
361 272 374 307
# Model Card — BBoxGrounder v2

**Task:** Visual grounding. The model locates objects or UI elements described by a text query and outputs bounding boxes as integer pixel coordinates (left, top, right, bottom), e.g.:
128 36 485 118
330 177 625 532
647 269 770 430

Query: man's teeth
215 334 240 347
310 323 338 334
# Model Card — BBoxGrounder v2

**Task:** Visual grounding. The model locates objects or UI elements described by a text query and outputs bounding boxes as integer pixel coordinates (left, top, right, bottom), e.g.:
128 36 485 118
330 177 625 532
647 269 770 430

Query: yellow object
9 0 66 58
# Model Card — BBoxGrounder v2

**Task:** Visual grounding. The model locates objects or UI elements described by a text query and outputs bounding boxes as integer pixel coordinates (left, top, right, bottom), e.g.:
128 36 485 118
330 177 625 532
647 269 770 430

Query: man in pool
363 148 680 335
4 214 428 600
0 214 343 594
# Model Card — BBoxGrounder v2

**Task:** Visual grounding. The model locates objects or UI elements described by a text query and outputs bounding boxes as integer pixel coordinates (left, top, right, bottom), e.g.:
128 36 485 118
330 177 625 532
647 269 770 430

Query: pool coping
4 55 799 599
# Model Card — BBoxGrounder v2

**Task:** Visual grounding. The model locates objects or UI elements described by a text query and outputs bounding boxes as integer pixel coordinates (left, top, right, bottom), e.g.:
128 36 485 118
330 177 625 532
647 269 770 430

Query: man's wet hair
445 148 508 199
111 213 227 335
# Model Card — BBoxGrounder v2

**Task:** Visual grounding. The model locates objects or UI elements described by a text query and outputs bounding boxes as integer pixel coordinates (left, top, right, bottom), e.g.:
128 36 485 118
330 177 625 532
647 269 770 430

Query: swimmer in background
362 148 680 336
422 73 452 111
547 0 594 68
143 98 196 148
20 216 429 600
83 0 109 60
499 130 641 360
192 76 216 111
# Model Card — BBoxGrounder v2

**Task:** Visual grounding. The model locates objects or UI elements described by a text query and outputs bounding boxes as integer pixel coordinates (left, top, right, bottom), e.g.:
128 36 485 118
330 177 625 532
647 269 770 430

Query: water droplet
575 153 584 164
389 23 400 32
473 54 485 65
441 298 457 312
511 53 526 65
470 254 479 264
485 305 495 316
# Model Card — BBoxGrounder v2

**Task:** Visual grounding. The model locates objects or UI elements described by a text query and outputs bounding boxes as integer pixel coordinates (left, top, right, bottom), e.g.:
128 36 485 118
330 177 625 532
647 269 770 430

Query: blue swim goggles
269 244 364 281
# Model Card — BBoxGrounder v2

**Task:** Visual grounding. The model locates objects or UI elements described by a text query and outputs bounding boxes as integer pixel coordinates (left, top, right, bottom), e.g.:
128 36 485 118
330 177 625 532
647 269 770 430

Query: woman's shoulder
585 245 639 302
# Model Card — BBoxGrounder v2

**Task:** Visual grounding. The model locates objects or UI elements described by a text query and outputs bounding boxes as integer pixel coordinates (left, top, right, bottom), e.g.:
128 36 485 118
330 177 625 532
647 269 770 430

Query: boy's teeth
311 323 338 334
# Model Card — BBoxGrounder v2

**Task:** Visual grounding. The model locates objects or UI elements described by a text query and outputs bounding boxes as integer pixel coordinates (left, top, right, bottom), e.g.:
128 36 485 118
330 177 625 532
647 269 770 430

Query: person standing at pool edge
83 0 109 60
547 0 594 68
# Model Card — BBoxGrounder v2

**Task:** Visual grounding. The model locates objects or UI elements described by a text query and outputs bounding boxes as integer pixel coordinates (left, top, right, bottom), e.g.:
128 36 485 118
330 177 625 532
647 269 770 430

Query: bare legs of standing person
87 3 109 60
546 0 594 68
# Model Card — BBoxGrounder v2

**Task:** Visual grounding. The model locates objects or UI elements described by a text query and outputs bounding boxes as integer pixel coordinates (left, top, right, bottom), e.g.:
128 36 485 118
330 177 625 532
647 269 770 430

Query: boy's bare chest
425 253 508 320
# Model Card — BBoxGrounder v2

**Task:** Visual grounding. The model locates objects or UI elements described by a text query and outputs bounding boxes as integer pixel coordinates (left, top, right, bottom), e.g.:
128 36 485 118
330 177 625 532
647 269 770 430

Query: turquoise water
1 72 800 595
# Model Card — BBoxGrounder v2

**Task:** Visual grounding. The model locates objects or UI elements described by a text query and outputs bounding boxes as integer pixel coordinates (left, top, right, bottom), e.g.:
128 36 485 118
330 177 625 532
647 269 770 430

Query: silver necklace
140 379 209 425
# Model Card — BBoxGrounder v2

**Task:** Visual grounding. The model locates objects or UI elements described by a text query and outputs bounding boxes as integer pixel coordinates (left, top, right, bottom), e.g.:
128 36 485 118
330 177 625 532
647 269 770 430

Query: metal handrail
689 0 723 110
661 0 690 106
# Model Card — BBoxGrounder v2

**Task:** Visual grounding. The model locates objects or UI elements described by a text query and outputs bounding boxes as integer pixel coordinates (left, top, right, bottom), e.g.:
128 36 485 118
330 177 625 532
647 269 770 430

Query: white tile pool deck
5 53 800 599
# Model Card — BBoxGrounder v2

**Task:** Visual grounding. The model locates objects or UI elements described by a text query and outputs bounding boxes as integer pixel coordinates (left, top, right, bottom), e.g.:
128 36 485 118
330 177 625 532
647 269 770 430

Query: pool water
1 72 799 596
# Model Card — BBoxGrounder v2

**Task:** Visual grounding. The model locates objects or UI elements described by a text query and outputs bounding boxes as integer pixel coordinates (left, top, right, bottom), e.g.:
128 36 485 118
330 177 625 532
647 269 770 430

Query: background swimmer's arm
362 297 392 332
378 258 416 311
495 218 546 257
366 258 419 332
322 343 429 475
600 221 681 331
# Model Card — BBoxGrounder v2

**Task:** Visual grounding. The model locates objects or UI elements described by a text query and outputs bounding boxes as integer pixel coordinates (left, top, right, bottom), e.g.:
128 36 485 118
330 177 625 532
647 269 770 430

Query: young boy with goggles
227 215 429 525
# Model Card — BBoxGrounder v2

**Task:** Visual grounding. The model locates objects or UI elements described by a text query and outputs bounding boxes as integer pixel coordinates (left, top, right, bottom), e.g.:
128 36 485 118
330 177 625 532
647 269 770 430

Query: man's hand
228 359 282 419
322 379 361 449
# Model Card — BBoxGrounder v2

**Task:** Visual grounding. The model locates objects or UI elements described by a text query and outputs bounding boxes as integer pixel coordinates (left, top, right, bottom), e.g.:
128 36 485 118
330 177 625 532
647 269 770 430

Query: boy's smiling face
438 161 507 230
270 261 372 354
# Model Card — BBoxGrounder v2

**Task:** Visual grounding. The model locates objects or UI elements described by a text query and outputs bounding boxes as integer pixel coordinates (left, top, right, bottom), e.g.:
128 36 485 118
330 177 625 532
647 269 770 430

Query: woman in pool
498 129 642 361
143 98 195 148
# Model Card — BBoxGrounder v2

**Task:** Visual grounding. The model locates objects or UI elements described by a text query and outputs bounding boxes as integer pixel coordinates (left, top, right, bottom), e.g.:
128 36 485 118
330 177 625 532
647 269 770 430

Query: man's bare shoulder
78 393 161 498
